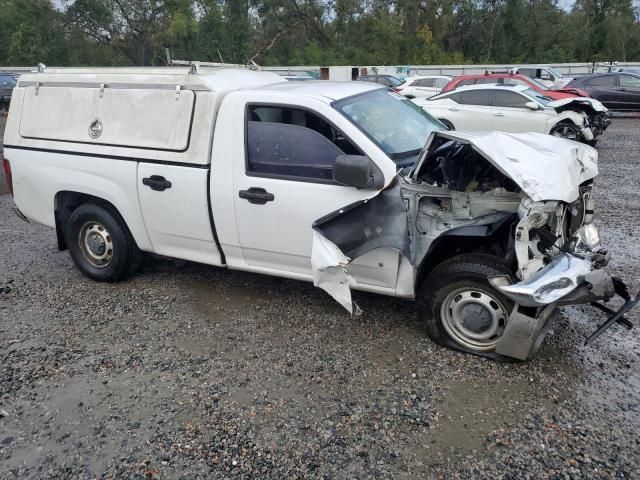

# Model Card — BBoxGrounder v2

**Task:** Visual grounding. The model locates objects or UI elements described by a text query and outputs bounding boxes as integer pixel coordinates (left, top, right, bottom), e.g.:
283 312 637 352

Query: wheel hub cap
460 303 493 334
87 233 106 256
441 288 508 351
79 222 113 268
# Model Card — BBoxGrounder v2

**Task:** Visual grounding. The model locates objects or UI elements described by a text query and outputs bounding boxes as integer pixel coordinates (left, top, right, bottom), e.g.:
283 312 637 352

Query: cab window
246 105 360 182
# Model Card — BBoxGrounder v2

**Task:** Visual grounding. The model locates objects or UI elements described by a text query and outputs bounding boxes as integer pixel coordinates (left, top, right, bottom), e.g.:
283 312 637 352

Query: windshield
523 88 553 106
333 89 443 167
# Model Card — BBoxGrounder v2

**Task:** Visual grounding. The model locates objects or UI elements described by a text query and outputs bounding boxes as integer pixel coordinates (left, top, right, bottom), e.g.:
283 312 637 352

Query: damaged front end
313 131 636 361
550 97 611 140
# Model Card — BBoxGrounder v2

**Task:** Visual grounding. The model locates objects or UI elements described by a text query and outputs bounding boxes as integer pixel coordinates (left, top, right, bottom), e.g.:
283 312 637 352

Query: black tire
417 254 515 358
65 203 141 282
585 138 598 147
438 118 455 130
550 121 582 142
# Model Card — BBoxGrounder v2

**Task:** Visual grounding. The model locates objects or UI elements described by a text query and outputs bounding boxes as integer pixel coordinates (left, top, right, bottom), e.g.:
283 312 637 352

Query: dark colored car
442 73 588 100
567 73 640 110
0 74 18 110
357 74 403 90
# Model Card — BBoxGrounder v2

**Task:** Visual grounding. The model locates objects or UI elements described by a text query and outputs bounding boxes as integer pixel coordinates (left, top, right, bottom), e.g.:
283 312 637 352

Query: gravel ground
1 119 639 479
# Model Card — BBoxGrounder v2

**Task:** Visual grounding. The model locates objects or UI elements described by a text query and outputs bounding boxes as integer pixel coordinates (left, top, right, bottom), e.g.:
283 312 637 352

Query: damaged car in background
414 84 610 145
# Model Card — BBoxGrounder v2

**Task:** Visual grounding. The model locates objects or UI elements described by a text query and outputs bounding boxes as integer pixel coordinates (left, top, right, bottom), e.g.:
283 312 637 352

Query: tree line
0 0 639 68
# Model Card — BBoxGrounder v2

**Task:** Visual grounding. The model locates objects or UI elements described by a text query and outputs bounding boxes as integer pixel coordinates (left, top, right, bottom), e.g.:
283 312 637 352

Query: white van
2 65 634 360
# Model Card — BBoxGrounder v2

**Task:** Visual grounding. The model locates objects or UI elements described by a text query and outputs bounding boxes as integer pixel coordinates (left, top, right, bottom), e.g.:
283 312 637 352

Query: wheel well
552 119 579 129
415 215 517 286
54 191 124 251
438 118 455 130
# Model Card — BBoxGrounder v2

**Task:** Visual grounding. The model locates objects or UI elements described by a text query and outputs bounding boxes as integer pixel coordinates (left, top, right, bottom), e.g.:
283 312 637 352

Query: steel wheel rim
78 221 113 268
552 125 578 140
440 287 508 351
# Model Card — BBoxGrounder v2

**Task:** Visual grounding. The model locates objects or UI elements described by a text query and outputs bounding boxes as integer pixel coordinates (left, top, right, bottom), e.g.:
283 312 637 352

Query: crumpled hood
548 96 607 112
411 131 598 203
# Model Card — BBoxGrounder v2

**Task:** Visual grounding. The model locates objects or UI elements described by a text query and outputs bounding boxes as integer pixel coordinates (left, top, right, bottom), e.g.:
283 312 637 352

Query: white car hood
412 131 599 203
548 96 607 112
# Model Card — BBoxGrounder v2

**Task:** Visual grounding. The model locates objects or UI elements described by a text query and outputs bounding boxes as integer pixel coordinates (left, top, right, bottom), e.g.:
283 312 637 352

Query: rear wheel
418 254 514 355
550 121 582 142
65 203 141 282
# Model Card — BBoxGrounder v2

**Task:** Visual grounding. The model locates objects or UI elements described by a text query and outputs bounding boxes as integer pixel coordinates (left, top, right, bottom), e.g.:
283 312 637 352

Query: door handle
448 107 459 111
142 175 172 191
494 112 505 117
239 187 275 205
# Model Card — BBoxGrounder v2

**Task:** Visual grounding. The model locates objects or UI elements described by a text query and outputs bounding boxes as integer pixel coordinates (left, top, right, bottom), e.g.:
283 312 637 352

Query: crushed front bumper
492 253 612 307
487 233 636 360
588 112 611 137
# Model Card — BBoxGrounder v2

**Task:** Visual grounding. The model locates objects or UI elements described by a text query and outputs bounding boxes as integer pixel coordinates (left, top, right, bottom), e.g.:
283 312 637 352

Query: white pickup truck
2 66 636 361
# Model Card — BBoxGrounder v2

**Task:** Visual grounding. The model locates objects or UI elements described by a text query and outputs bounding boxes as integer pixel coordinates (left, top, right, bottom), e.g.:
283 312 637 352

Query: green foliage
0 0 638 67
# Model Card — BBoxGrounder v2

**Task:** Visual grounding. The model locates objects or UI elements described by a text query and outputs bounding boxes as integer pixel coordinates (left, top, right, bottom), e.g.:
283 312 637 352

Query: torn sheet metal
548 97 607 113
312 179 410 313
411 131 598 203
311 230 358 314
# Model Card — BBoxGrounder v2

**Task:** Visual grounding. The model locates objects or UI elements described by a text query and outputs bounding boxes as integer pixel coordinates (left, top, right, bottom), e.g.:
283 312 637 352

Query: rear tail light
2 157 13 196
393 87 403 92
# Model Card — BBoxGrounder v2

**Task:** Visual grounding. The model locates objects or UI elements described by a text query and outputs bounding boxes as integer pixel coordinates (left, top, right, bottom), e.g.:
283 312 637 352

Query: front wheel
550 122 582 142
65 203 141 282
418 254 514 356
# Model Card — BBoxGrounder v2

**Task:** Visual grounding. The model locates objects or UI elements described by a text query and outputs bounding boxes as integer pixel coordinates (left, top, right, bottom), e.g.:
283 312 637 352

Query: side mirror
333 155 385 190
525 101 540 110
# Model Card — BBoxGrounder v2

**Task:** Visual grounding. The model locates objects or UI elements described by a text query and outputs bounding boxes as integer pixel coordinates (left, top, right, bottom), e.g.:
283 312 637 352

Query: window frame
457 89 492 107
619 74 640 89
491 89 531 109
434 78 450 88
243 102 363 185
587 75 615 88
416 78 436 88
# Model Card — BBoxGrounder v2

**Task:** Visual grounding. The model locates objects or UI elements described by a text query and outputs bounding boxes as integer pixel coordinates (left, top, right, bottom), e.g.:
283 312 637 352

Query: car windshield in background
547 66 564 78
0 75 17 87
388 76 403 87
333 89 442 166
523 88 552 106
529 78 550 90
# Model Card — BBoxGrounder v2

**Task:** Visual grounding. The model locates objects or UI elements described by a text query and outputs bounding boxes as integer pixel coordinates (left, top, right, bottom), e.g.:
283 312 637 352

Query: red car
441 73 588 100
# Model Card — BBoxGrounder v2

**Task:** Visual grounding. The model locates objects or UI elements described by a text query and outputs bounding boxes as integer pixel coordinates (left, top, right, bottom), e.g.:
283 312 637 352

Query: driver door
232 99 400 289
